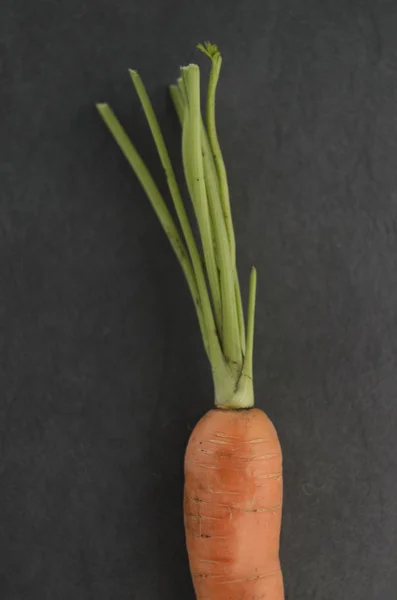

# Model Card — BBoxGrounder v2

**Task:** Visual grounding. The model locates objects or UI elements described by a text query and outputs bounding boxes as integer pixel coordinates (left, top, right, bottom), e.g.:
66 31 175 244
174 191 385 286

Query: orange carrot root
184 408 284 600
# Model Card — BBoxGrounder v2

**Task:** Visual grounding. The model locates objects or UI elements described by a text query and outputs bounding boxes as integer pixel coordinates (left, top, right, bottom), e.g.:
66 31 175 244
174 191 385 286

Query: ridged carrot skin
184 408 284 600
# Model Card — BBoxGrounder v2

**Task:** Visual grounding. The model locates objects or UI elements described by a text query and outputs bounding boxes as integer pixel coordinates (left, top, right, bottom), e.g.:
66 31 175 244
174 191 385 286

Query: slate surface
1 1 397 598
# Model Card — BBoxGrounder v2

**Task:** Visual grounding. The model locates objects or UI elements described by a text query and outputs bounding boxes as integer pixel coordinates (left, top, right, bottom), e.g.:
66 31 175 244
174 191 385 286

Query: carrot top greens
97 42 257 409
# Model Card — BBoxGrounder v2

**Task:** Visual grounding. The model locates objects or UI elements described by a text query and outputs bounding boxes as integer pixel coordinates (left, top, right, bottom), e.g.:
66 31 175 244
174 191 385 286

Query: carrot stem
169 84 184 124
198 43 246 359
200 124 241 369
96 103 209 353
170 82 245 361
128 70 216 361
128 70 196 258
197 42 235 264
244 266 257 382
97 44 257 409
182 66 223 336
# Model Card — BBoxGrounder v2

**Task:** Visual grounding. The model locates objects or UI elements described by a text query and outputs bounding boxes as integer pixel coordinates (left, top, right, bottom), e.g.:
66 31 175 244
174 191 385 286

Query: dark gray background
1 0 397 598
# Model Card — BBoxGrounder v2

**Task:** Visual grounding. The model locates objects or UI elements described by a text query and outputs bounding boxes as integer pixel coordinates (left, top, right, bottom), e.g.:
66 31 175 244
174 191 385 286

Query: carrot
97 41 284 600
185 409 283 600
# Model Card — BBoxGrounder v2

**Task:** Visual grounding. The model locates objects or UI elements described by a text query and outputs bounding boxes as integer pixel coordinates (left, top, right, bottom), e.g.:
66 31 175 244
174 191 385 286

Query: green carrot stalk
96 43 257 409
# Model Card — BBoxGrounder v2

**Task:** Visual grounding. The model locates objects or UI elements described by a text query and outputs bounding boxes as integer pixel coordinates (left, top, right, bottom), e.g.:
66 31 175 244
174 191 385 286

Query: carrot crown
97 43 256 409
